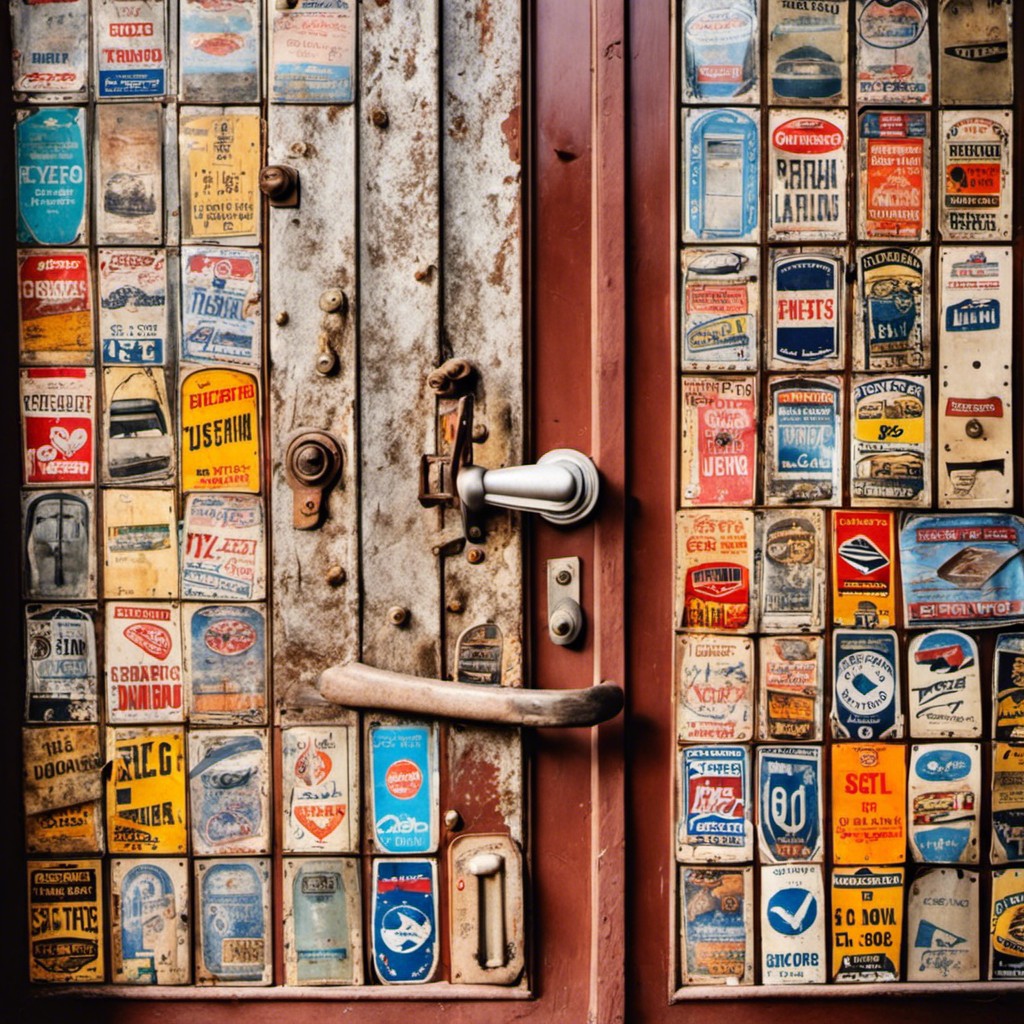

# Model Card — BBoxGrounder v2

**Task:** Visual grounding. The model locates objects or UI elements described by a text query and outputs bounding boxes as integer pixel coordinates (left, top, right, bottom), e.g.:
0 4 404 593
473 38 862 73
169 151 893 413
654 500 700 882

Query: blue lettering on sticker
17 108 87 246
273 63 353 104
759 750 820 861
200 861 265 980
833 631 899 739
774 257 839 363
683 3 756 99
775 386 837 478
99 69 165 98
945 299 1000 332
371 725 434 854
372 861 437 983
913 826 971 863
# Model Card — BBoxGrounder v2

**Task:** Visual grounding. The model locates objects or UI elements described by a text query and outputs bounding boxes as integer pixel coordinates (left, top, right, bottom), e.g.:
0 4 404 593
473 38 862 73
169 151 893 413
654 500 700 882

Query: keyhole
294 443 328 481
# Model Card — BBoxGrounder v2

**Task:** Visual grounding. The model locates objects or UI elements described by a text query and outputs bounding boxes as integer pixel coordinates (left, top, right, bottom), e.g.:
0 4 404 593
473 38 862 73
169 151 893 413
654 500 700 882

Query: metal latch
284 430 343 528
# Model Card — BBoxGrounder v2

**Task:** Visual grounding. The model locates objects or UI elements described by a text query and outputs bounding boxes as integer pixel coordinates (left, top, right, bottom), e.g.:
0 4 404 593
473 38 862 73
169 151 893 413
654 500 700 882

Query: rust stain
501 105 521 164
475 0 495 48
403 48 417 80
449 113 468 140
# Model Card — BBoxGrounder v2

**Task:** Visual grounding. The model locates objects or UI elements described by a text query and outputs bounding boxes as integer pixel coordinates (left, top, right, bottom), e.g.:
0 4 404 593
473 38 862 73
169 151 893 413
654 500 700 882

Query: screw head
472 424 489 443
466 548 485 564
319 288 345 313
965 418 984 439
555 569 573 586
275 310 289 326
294 442 328 480
444 809 463 831
325 564 346 586
552 616 571 637
371 107 389 129
447 598 464 614
387 606 409 626
315 350 338 375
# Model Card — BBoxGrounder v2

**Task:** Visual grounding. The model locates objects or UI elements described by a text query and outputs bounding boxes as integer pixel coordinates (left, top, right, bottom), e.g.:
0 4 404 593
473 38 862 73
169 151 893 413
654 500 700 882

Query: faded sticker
189 729 270 855
907 867 979 981
831 742 906 864
767 0 847 105
107 727 187 854
105 602 183 724
856 0 931 104
23 723 103 816
760 864 826 984
181 493 266 600
94 104 162 246
25 604 97 723
369 722 438 855
99 248 169 366
831 510 895 628
283 857 362 985
27 860 104 983
907 630 982 738
677 744 752 863
992 742 1024 864
680 249 758 371
759 509 825 633
831 629 902 740
283 726 356 853
26 798 103 855
270 0 356 103
110 858 189 984
675 509 756 633
23 489 96 600
990 868 1024 978
899 513 1024 629
12 0 88 97
679 376 757 506
18 250 93 365
103 366 174 483
908 743 979 864
758 635 823 742
454 623 504 685
681 0 759 104
768 110 847 240
180 0 260 103
938 0 1013 104
757 745 822 863
850 374 930 507
767 250 843 370
181 248 261 366
371 859 438 984
831 866 904 981
676 634 753 743
21 367 95 486
680 865 753 985
196 858 271 985
995 634 1024 740
683 107 759 242
854 246 928 371
764 376 842 506
940 110 1012 241
102 488 178 599
184 603 267 724
858 111 929 240
95 0 167 99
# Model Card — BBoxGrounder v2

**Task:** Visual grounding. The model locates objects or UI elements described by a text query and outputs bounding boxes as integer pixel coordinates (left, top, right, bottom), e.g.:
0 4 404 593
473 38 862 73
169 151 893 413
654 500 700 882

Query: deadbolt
284 430 343 528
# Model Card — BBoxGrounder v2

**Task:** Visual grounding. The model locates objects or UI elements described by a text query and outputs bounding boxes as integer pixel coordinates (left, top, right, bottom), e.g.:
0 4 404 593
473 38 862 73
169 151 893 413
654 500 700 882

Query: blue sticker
199 861 266 981
292 862 353 983
190 733 266 853
832 630 900 739
121 862 177 982
768 378 840 502
758 746 821 862
17 108 87 246
682 745 749 852
860 248 924 369
370 725 435 854
913 826 971 863
773 256 840 364
765 886 818 936
372 860 437 984
687 108 759 240
915 749 972 783
946 299 1000 332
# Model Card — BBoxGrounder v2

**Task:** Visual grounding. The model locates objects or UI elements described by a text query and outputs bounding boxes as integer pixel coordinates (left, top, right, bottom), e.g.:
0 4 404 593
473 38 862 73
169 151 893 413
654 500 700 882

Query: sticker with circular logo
832 628 902 739
370 723 436 854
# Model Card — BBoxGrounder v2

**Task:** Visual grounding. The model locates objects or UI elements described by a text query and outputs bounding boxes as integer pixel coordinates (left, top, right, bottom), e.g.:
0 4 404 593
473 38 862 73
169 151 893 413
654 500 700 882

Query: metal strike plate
449 833 525 985
284 430 343 528
547 556 583 645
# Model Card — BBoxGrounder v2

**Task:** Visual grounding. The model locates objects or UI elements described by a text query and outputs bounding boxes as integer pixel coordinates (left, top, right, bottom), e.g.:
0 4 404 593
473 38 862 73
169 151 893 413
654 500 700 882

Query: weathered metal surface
858 111 929 240
855 0 931 105
760 863 826 985
102 488 178 598
831 742 906 863
99 248 169 366
767 0 847 105
105 601 184 723
681 0 759 104
758 635 823 742
908 743 980 864
180 493 266 600
992 742 1024 863
25 604 97 723
95 103 163 245
853 246 929 371
680 249 759 371
938 0 1013 104
991 868 1024 978
448 833 525 985
831 509 895 628
371 858 439 984
906 867 979 981
18 249 93 365
282 857 363 985
110 857 190 984
938 246 1013 509
679 376 757 506
102 366 175 484
907 630 982 738
830 867 904 982
446 723 523 841
759 508 825 632
21 367 95 486
179 0 259 102
12 0 88 99
269 0 355 103
107 726 187 854
188 728 270 855
23 723 103 816
676 634 753 743
94 0 168 99
23 488 96 600
281 723 358 853
677 744 753 863
25 798 104 855
939 110 1012 241
831 629 902 740
195 858 271 985
757 744 822 863
768 110 847 241
679 865 753 984
27 859 105 983
181 247 261 367
766 249 844 371
454 623 505 684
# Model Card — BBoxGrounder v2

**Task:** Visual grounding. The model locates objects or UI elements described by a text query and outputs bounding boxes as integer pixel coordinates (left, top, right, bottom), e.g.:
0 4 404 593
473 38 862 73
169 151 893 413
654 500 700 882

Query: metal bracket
547 556 583 645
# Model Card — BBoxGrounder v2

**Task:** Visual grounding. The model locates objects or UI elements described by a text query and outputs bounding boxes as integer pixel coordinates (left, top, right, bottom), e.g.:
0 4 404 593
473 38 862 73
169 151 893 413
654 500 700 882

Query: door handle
319 661 623 727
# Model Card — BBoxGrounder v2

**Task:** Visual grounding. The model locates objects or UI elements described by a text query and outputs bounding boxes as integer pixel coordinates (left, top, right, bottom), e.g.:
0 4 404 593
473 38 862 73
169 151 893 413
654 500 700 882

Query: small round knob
319 288 346 314
315 349 338 376
388 606 409 626
965 418 984 439
259 164 298 201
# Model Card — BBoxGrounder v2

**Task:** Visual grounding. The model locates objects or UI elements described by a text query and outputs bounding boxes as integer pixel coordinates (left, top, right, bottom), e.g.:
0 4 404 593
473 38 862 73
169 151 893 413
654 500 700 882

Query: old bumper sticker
196 858 271 985
283 725 357 853
760 864 826 984
12 0 88 98
831 867 904 982
102 366 174 483
372 859 438 984
855 0 931 105
854 246 928 371
94 0 167 99
831 742 906 863
768 111 847 241
767 250 843 370
181 493 265 600
908 743 979 864
102 488 178 599
23 723 103 818
907 867 979 981
21 367 94 486
992 742 1024 864
369 721 438 855
899 513 1024 629
18 250 93 365
184 603 266 724
759 635 823 742
110 857 189 984
677 745 752 863
676 510 756 633
26 604 97 723
832 629 902 740
270 0 356 104
858 111 929 240
767 0 847 105
832 510 894 628
683 107 759 242
27 860 104 983
679 376 757 506
676 634 753 743
681 0 758 104
284 857 362 985
99 249 169 366
180 0 259 103
759 509 825 633
765 376 841 506
105 602 182 723
23 489 96 600
757 745 822 863
95 104 163 246
938 0 1013 105
940 110 1012 241
26 797 103 855
107 727 186 854
182 247 261 366
680 249 758 371
851 374 930 508
991 868 1024 979
680 865 753 985
907 630 982 738
994 634 1024 740
189 728 270 855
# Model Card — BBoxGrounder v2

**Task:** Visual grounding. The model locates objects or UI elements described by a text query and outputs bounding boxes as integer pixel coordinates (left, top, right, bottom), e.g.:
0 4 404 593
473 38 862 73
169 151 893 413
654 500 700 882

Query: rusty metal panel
180 493 266 601
18 249 93 365
23 723 103 820
102 488 178 598
679 865 753 984
758 635 823 742
447 724 523 842
26 798 104 854
938 0 1013 104
94 0 169 100
21 366 95 486
25 604 98 723
179 0 259 103
939 109 1012 241
11 0 89 100
23 488 96 600
102 365 175 484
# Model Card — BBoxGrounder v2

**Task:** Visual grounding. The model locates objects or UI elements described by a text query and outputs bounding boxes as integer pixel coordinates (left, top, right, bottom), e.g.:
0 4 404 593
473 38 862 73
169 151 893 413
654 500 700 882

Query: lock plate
284 430 343 528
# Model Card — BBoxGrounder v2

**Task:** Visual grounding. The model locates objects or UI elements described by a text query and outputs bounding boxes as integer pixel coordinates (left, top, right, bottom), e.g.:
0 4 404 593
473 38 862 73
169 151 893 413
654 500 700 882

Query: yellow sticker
831 866 904 982
831 742 906 864
180 367 260 493
991 868 1024 979
107 727 187 854
27 859 105 983
26 800 104 855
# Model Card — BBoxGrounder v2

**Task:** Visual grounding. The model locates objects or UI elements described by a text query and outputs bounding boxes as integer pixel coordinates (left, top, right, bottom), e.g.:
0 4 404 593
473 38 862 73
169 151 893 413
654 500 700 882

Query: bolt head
275 310 289 326
472 424 489 443
555 569 572 586
447 598 465 614
295 443 328 479
444 809 463 831
325 565 346 586
552 618 571 637
466 548 485 564
387 606 409 626
315 350 338 375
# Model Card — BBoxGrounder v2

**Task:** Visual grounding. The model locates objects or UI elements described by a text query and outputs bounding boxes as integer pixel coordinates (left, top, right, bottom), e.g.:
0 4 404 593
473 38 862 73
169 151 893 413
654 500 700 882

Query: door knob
284 430 343 528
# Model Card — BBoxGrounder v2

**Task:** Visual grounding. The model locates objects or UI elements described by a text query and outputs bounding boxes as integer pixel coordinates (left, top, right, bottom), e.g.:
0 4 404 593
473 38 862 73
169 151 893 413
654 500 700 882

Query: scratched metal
23 723 104 817
447 723 524 843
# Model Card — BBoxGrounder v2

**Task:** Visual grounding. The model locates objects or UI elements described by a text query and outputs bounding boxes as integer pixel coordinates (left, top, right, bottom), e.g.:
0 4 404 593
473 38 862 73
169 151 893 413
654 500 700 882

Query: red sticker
204 618 257 656
123 623 172 661
386 760 423 799
773 118 844 154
